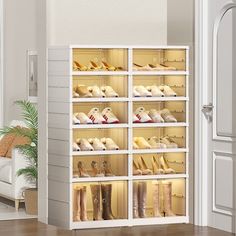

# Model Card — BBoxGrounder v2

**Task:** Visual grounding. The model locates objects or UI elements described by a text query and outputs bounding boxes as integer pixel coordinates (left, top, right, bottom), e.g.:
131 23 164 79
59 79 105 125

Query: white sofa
0 120 34 210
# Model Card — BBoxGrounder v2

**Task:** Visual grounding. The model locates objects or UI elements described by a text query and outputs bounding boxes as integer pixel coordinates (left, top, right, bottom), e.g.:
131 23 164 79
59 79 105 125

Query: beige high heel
101 161 115 176
77 161 90 177
151 156 165 175
158 156 175 174
91 161 105 177
133 160 142 175
138 156 153 175
88 61 102 71
73 61 88 71
101 61 123 71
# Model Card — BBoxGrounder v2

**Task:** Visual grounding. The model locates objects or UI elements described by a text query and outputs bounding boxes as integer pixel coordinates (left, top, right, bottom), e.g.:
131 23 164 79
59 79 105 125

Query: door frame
194 0 209 226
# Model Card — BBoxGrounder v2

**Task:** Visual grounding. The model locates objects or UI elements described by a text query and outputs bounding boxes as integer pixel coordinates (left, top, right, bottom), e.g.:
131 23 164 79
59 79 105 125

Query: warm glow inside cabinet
48 45 189 229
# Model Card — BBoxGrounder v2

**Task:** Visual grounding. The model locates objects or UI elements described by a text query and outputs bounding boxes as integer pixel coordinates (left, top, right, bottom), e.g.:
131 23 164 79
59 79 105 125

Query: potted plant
0 100 38 215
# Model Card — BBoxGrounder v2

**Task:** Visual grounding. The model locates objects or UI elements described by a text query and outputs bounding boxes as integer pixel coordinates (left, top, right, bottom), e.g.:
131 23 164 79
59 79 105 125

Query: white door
203 0 236 233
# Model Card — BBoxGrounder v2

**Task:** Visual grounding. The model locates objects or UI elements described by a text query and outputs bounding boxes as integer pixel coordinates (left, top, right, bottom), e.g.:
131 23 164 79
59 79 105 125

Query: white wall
3 0 37 124
48 0 167 45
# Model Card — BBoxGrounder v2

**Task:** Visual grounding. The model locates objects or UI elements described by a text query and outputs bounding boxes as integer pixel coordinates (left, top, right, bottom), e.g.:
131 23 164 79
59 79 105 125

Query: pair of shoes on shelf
148 136 179 149
73 137 119 151
133 156 175 175
133 63 176 71
73 107 119 125
77 161 114 178
88 107 119 124
133 85 177 97
133 107 177 123
73 85 119 98
133 136 178 149
74 60 123 71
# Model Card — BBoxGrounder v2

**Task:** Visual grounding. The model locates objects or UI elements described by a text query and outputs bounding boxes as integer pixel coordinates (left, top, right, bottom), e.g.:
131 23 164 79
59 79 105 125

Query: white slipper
134 86 152 97
73 142 81 151
88 138 106 151
148 109 164 123
160 109 177 122
88 85 106 98
159 85 177 97
88 108 107 124
77 85 93 97
101 86 119 97
146 85 165 97
101 138 119 150
134 137 151 149
160 136 178 149
133 87 141 97
73 113 81 124
76 138 94 151
102 107 119 124
135 107 153 123
148 137 167 149
133 114 141 123
76 112 93 124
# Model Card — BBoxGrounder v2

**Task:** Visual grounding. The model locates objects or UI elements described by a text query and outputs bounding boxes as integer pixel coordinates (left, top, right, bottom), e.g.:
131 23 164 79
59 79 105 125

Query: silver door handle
202 103 214 110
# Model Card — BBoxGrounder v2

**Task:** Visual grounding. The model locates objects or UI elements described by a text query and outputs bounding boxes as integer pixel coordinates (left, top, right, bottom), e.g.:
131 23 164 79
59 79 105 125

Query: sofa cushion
0 157 12 184
0 134 15 157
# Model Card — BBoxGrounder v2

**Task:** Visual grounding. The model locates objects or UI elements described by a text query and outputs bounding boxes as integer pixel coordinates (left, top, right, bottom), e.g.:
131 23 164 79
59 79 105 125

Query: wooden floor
0 219 233 236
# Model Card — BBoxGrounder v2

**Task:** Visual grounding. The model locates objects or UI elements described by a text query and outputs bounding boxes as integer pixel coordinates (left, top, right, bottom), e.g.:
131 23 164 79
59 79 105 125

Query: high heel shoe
78 161 90 177
101 61 123 71
138 156 153 175
88 61 102 71
133 160 142 175
102 161 115 176
148 136 167 149
158 156 175 174
91 161 104 177
133 63 152 71
73 61 88 71
160 136 178 148
151 156 164 175
73 90 80 98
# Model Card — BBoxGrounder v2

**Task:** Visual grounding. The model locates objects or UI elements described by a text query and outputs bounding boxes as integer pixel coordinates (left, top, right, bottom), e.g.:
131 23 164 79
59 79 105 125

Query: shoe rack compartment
73 75 128 98
73 155 128 179
48 46 189 229
73 48 128 72
73 181 128 222
133 49 186 71
133 153 186 176
132 179 186 219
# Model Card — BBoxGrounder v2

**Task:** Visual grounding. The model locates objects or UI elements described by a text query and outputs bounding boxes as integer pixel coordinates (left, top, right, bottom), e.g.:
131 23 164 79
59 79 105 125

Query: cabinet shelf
132 148 188 154
72 71 129 76
72 123 129 129
132 122 188 128
72 150 129 156
132 97 188 102
132 71 188 76
132 174 188 181
72 176 129 183
72 97 129 103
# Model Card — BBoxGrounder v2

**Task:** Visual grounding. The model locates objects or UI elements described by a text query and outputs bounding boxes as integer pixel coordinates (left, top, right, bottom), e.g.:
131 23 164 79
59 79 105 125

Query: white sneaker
88 138 106 151
73 113 81 125
148 109 164 123
101 138 119 150
133 87 141 97
88 108 107 124
76 112 93 124
135 107 153 123
146 85 165 97
77 85 93 97
160 136 178 149
76 138 94 151
134 86 152 97
148 137 167 149
133 114 141 123
88 85 106 98
160 109 177 122
101 86 119 97
102 107 119 124
133 137 151 149
73 142 81 151
159 85 177 97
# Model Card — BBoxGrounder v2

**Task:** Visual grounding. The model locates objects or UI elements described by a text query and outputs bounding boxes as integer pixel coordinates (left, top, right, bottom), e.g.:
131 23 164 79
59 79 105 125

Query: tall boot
90 184 102 221
152 183 162 217
73 188 80 221
80 186 88 221
133 182 139 218
138 182 147 218
163 182 176 216
101 184 115 220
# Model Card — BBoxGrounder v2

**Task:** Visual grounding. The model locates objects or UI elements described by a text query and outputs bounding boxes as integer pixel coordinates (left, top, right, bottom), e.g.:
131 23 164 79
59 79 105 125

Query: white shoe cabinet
48 45 189 229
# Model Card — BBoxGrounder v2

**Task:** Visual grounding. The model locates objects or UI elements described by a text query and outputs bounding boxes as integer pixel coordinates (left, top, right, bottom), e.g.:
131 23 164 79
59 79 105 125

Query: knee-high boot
101 184 115 220
73 188 80 221
90 184 102 221
138 181 147 218
163 182 176 216
152 183 162 217
80 186 88 221
133 182 139 218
